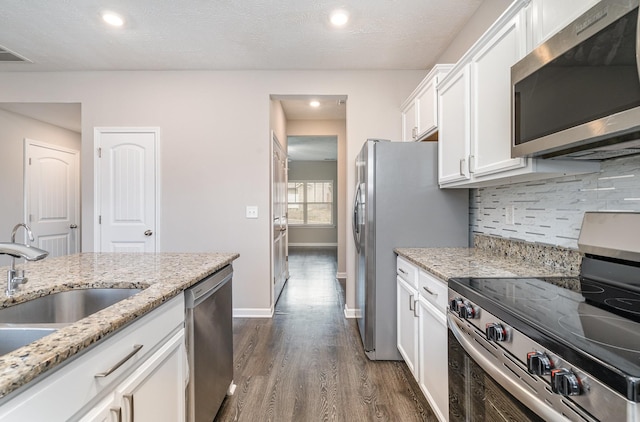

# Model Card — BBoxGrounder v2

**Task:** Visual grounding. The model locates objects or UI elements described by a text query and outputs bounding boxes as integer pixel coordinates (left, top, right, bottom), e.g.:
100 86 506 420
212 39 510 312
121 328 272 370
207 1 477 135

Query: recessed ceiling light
102 11 124 27
310 100 321 108
330 10 349 27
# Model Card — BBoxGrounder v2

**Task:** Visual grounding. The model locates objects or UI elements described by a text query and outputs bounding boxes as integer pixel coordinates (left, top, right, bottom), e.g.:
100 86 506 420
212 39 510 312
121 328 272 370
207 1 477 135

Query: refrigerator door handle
352 184 361 252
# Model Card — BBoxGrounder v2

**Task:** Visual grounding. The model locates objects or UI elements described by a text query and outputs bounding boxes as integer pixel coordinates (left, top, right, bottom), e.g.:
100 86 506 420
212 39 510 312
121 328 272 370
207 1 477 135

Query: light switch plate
246 206 258 219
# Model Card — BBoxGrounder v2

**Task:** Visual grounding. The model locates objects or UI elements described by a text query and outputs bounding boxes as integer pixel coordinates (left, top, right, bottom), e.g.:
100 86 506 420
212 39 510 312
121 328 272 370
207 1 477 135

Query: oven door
447 320 544 422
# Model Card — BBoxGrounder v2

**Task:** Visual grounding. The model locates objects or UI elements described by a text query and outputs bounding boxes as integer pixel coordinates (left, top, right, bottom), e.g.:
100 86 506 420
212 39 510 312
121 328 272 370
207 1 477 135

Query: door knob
144 230 153 236
69 224 78 229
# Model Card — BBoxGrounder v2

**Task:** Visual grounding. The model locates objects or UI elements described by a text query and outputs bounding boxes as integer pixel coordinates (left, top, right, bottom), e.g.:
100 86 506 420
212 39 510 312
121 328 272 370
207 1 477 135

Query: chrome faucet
2 224 49 296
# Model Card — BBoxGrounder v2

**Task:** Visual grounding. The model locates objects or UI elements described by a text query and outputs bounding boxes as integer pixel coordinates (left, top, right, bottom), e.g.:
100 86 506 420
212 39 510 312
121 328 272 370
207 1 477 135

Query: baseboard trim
344 304 357 319
288 243 338 247
336 272 347 279
233 308 274 318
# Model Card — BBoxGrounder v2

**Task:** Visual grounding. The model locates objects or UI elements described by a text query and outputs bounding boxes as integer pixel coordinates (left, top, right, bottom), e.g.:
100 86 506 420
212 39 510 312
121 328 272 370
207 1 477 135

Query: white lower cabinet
0 295 186 422
418 297 448 422
78 395 120 422
397 256 449 422
111 329 186 422
397 276 419 375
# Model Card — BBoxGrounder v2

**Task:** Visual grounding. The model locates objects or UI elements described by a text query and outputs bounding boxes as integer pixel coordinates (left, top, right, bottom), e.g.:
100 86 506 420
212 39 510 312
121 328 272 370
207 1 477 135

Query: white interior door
25 140 80 257
273 133 288 304
96 128 158 253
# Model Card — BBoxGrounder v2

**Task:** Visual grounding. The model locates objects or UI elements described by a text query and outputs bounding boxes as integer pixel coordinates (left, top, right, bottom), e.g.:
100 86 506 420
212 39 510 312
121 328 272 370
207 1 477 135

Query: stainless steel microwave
512 0 640 160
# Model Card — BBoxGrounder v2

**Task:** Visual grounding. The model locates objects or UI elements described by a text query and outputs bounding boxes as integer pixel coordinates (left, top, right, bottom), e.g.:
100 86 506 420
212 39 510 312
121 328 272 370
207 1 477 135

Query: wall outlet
246 206 258 219
505 204 515 225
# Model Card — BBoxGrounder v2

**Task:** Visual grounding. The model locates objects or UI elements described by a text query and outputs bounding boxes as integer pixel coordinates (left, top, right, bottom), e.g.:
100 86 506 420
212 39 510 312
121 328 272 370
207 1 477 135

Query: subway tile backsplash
470 155 640 249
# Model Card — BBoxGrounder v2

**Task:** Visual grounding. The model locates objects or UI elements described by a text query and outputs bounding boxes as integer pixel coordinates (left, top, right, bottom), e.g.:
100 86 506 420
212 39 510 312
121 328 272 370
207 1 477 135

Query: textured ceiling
0 0 484 71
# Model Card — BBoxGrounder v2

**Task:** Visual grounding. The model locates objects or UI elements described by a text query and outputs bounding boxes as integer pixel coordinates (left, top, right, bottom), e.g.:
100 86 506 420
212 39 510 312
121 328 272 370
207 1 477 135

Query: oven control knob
449 298 463 313
486 323 507 342
527 351 552 376
551 368 581 396
458 302 477 319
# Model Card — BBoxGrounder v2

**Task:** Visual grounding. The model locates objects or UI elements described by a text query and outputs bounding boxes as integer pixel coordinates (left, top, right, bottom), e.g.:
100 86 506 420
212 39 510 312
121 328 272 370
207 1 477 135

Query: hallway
215 247 436 421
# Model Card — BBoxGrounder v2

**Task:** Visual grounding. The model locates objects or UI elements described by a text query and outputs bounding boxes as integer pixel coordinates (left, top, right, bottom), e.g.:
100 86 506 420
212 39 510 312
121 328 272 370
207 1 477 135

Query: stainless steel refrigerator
353 139 468 360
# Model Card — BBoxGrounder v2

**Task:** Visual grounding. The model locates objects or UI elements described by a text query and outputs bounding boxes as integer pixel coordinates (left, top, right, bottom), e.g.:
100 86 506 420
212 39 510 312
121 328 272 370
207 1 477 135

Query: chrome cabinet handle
124 394 135 422
110 407 122 422
413 300 419 317
144 230 153 236
94 344 143 378
423 286 437 296
69 224 78 229
409 294 414 311
469 155 475 174
459 158 465 176
398 268 408 275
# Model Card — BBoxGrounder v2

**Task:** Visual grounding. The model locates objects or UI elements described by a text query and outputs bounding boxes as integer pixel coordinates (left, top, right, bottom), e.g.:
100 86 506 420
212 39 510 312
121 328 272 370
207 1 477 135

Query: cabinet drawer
397 257 418 288
0 294 185 422
418 270 447 312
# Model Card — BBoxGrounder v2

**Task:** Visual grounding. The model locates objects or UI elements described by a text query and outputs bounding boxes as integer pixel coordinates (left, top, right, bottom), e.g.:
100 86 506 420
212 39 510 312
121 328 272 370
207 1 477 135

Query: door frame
270 130 289 309
93 127 161 252
23 138 80 252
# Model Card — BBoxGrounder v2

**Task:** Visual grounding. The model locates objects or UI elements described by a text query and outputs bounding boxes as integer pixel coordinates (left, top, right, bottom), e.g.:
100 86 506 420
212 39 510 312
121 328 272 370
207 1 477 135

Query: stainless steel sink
0 288 143 324
0 327 57 355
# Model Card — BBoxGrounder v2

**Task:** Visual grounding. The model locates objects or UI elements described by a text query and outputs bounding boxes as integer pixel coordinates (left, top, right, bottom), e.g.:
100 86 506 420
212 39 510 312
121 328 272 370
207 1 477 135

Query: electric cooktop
449 275 640 401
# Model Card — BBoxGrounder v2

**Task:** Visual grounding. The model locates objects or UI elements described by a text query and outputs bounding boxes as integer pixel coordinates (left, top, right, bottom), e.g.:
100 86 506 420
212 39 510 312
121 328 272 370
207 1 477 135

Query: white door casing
95 128 159 253
272 132 288 305
24 139 80 257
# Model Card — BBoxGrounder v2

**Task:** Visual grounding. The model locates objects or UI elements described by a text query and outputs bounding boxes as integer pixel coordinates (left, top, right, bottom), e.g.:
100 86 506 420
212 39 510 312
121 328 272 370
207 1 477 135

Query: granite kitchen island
0 252 238 420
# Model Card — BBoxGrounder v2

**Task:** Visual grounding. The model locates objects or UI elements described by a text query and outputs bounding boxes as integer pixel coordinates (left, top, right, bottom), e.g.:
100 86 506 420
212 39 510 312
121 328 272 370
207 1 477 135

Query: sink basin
0 288 143 324
0 327 57 355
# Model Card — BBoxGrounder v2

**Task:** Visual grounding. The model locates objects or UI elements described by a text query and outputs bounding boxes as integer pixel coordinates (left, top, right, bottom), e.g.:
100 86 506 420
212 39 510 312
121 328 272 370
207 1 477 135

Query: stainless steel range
447 212 640 422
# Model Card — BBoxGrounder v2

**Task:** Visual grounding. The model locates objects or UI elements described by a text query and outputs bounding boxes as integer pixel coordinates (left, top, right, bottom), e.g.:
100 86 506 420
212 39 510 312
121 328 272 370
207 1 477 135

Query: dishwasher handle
185 265 233 309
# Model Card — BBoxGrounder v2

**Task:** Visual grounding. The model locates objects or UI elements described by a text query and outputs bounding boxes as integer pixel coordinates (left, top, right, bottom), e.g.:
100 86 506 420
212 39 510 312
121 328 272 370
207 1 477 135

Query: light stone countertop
0 252 239 399
395 247 577 281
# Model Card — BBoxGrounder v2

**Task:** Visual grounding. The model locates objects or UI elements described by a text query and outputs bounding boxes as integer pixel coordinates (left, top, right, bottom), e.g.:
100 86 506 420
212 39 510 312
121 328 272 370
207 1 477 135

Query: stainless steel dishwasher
185 264 234 422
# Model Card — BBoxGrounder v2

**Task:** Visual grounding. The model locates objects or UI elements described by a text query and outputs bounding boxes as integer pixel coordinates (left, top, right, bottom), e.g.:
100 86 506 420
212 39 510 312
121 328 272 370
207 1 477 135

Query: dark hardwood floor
215 247 437 421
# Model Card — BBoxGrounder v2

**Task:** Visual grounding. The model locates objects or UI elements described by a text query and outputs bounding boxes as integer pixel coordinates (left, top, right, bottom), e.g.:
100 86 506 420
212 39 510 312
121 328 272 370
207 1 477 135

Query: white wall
0 70 423 314
435 0 512 64
0 108 81 265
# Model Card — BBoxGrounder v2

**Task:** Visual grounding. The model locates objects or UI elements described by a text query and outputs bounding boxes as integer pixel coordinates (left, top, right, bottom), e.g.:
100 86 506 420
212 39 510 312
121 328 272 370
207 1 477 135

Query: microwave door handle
447 314 565 421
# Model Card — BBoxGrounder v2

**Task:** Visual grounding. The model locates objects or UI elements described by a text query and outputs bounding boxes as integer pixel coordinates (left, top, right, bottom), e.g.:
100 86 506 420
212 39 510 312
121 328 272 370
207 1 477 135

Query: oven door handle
447 313 569 422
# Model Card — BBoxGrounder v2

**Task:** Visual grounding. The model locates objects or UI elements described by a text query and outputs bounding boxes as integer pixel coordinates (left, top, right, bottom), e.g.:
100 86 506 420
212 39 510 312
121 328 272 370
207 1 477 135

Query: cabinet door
402 100 418 142
115 330 186 422
397 277 419 376
470 10 527 178
438 65 470 185
418 297 448 422
78 395 120 422
416 78 438 140
531 0 599 46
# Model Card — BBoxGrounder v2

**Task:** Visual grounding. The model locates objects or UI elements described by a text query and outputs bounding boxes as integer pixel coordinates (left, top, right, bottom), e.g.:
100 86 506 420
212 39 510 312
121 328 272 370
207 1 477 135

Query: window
287 181 333 225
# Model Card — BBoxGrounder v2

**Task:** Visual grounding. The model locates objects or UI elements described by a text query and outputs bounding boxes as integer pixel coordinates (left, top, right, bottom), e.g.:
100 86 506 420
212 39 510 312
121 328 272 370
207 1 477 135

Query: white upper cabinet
402 99 418 142
402 65 453 142
437 0 600 188
438 64 470 184
531 0 600 46
470 9 527 178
